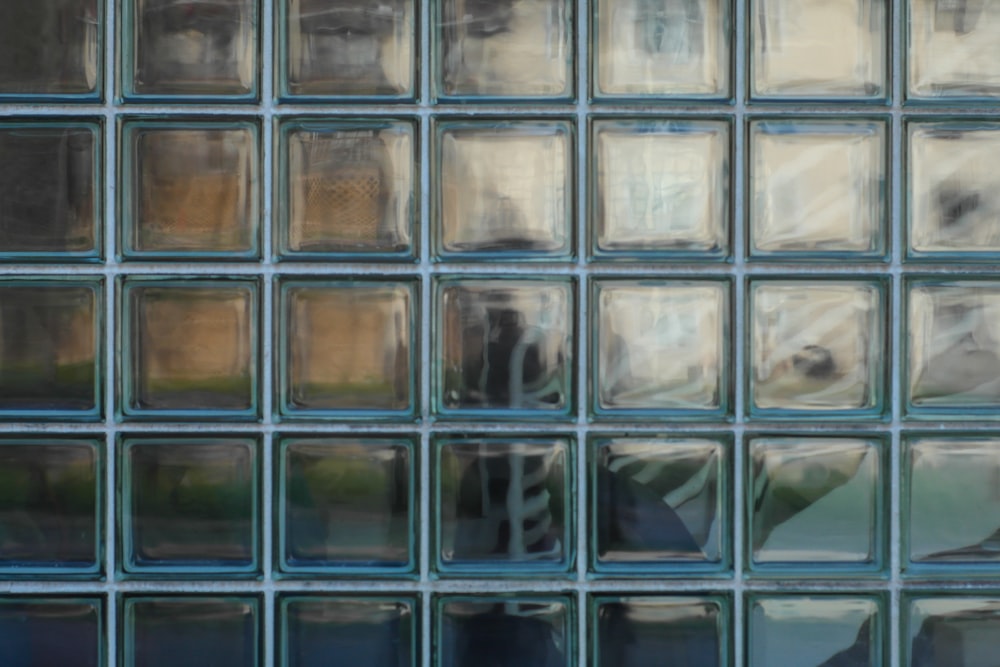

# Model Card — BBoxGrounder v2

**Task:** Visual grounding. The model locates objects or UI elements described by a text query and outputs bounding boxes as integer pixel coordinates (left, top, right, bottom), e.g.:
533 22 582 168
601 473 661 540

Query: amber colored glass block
909 0 1000 99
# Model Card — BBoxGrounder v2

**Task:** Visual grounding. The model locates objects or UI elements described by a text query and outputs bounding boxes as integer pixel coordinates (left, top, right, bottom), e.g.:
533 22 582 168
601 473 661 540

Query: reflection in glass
0 598 101 667
908 597 1000 666
750 597 880 667
281 439 411 570
595 596 723 667
909 0 1000 98
438 597 569 667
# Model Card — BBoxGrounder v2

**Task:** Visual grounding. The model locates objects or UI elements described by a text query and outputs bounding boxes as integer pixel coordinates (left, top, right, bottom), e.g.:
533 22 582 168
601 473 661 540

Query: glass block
750 120 887 258
0 122 99 259
749 596 883 667
279 437 413 574
592 119 729 259
751 0 886 99
906 279 1000 416
593 595 727 667
749 280 885 418
0 280 100 419
748 437 883 574
278 120 415 259
436 121 572 260
908 122 1000 258
592 436 728 573
123 0 257 99
437 595 572 667
278 280 415 419
121 280 258 419
436 0 573 99
121 437 258 575
594 0 729 98
436 437 571 575
280 0 415 99
906 596 1000 666
0 0 99 98
593 280 729 417
909 0 1000 99
124 596 259 667
280 595 416 667
0 440 100 575
0 598 101 667
122 121 259 259
435 278 574 419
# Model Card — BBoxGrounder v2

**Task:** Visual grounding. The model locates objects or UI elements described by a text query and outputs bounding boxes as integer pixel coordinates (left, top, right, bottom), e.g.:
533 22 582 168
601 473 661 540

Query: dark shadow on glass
0 599 100 667
910 600 1000 667
440 600 567 667
128 598 256 667
283 597 412 667
597 599 720 667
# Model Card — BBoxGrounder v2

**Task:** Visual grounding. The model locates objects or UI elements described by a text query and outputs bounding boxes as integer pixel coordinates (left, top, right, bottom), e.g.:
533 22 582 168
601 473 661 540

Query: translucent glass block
124 596 259 667
748 437 883 573
0 598 101 667
750 120 886 258
593 280 729 417
907 279 1000 416
121 438 258 575
906 596 1000 666
436 121 572 259
122 121 259 259
281 0 415 98
437 595 572 667
749 596 883 667
594 0 729 98
593 596 727 667
0 0 99 98
436 437 571 575
592 120 729 258
436 0 573 99
436 278 574 418
278 281 415 419
592 436 728 573
122 280 258 419
0 122 99 259
749 280 885 417
124 0 257 99
280 595 416 667
751 0 886 99
279 437 413 574
278 120 415 259
0 281 100 419
909 0 1000 99
0 439 100 575
908 122 1000 257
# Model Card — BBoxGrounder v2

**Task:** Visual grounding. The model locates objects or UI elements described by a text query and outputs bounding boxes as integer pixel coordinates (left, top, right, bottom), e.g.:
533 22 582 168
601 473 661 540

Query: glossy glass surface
909 0 1000 99
436 278 574 417
436 121 572 259
592 119 729 258
750 120 886 257
279 120 414 258
592 437 727 572
0 598 101 667
906 596 1000 666
750 280 884 416
280 438 412 573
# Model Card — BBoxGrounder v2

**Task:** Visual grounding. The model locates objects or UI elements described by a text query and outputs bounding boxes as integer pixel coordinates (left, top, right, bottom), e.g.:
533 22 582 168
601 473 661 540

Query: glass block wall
3 0 1000 666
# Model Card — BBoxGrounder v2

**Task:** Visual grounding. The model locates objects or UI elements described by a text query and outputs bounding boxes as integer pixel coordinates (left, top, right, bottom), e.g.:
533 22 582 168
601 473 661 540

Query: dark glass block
280 438 412 573
907 596 1000 666
0 440 99 573
0 598 101 667
122 438 258 574
125 596 259 667
280 596 415 667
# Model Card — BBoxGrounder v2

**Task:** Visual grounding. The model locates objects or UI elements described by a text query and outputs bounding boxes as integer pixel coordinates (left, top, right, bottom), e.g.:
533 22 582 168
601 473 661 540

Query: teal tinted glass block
277 280 416 420
279 437 413 575
0 279 101 420
0 597 102 667
435 436 572 575
124 596 260 667
435 277 575 419
120 278 259 420
749 279 886 419
905 596 1000 666
436 595 573 667
121 437 259 575
280 595 416 667
748 436 884 575
0 439 100 575
276 119 416 260
749 595 883 667
435 120 573 260
908 0 1000 99
592 595 728 667
121 120 260 259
